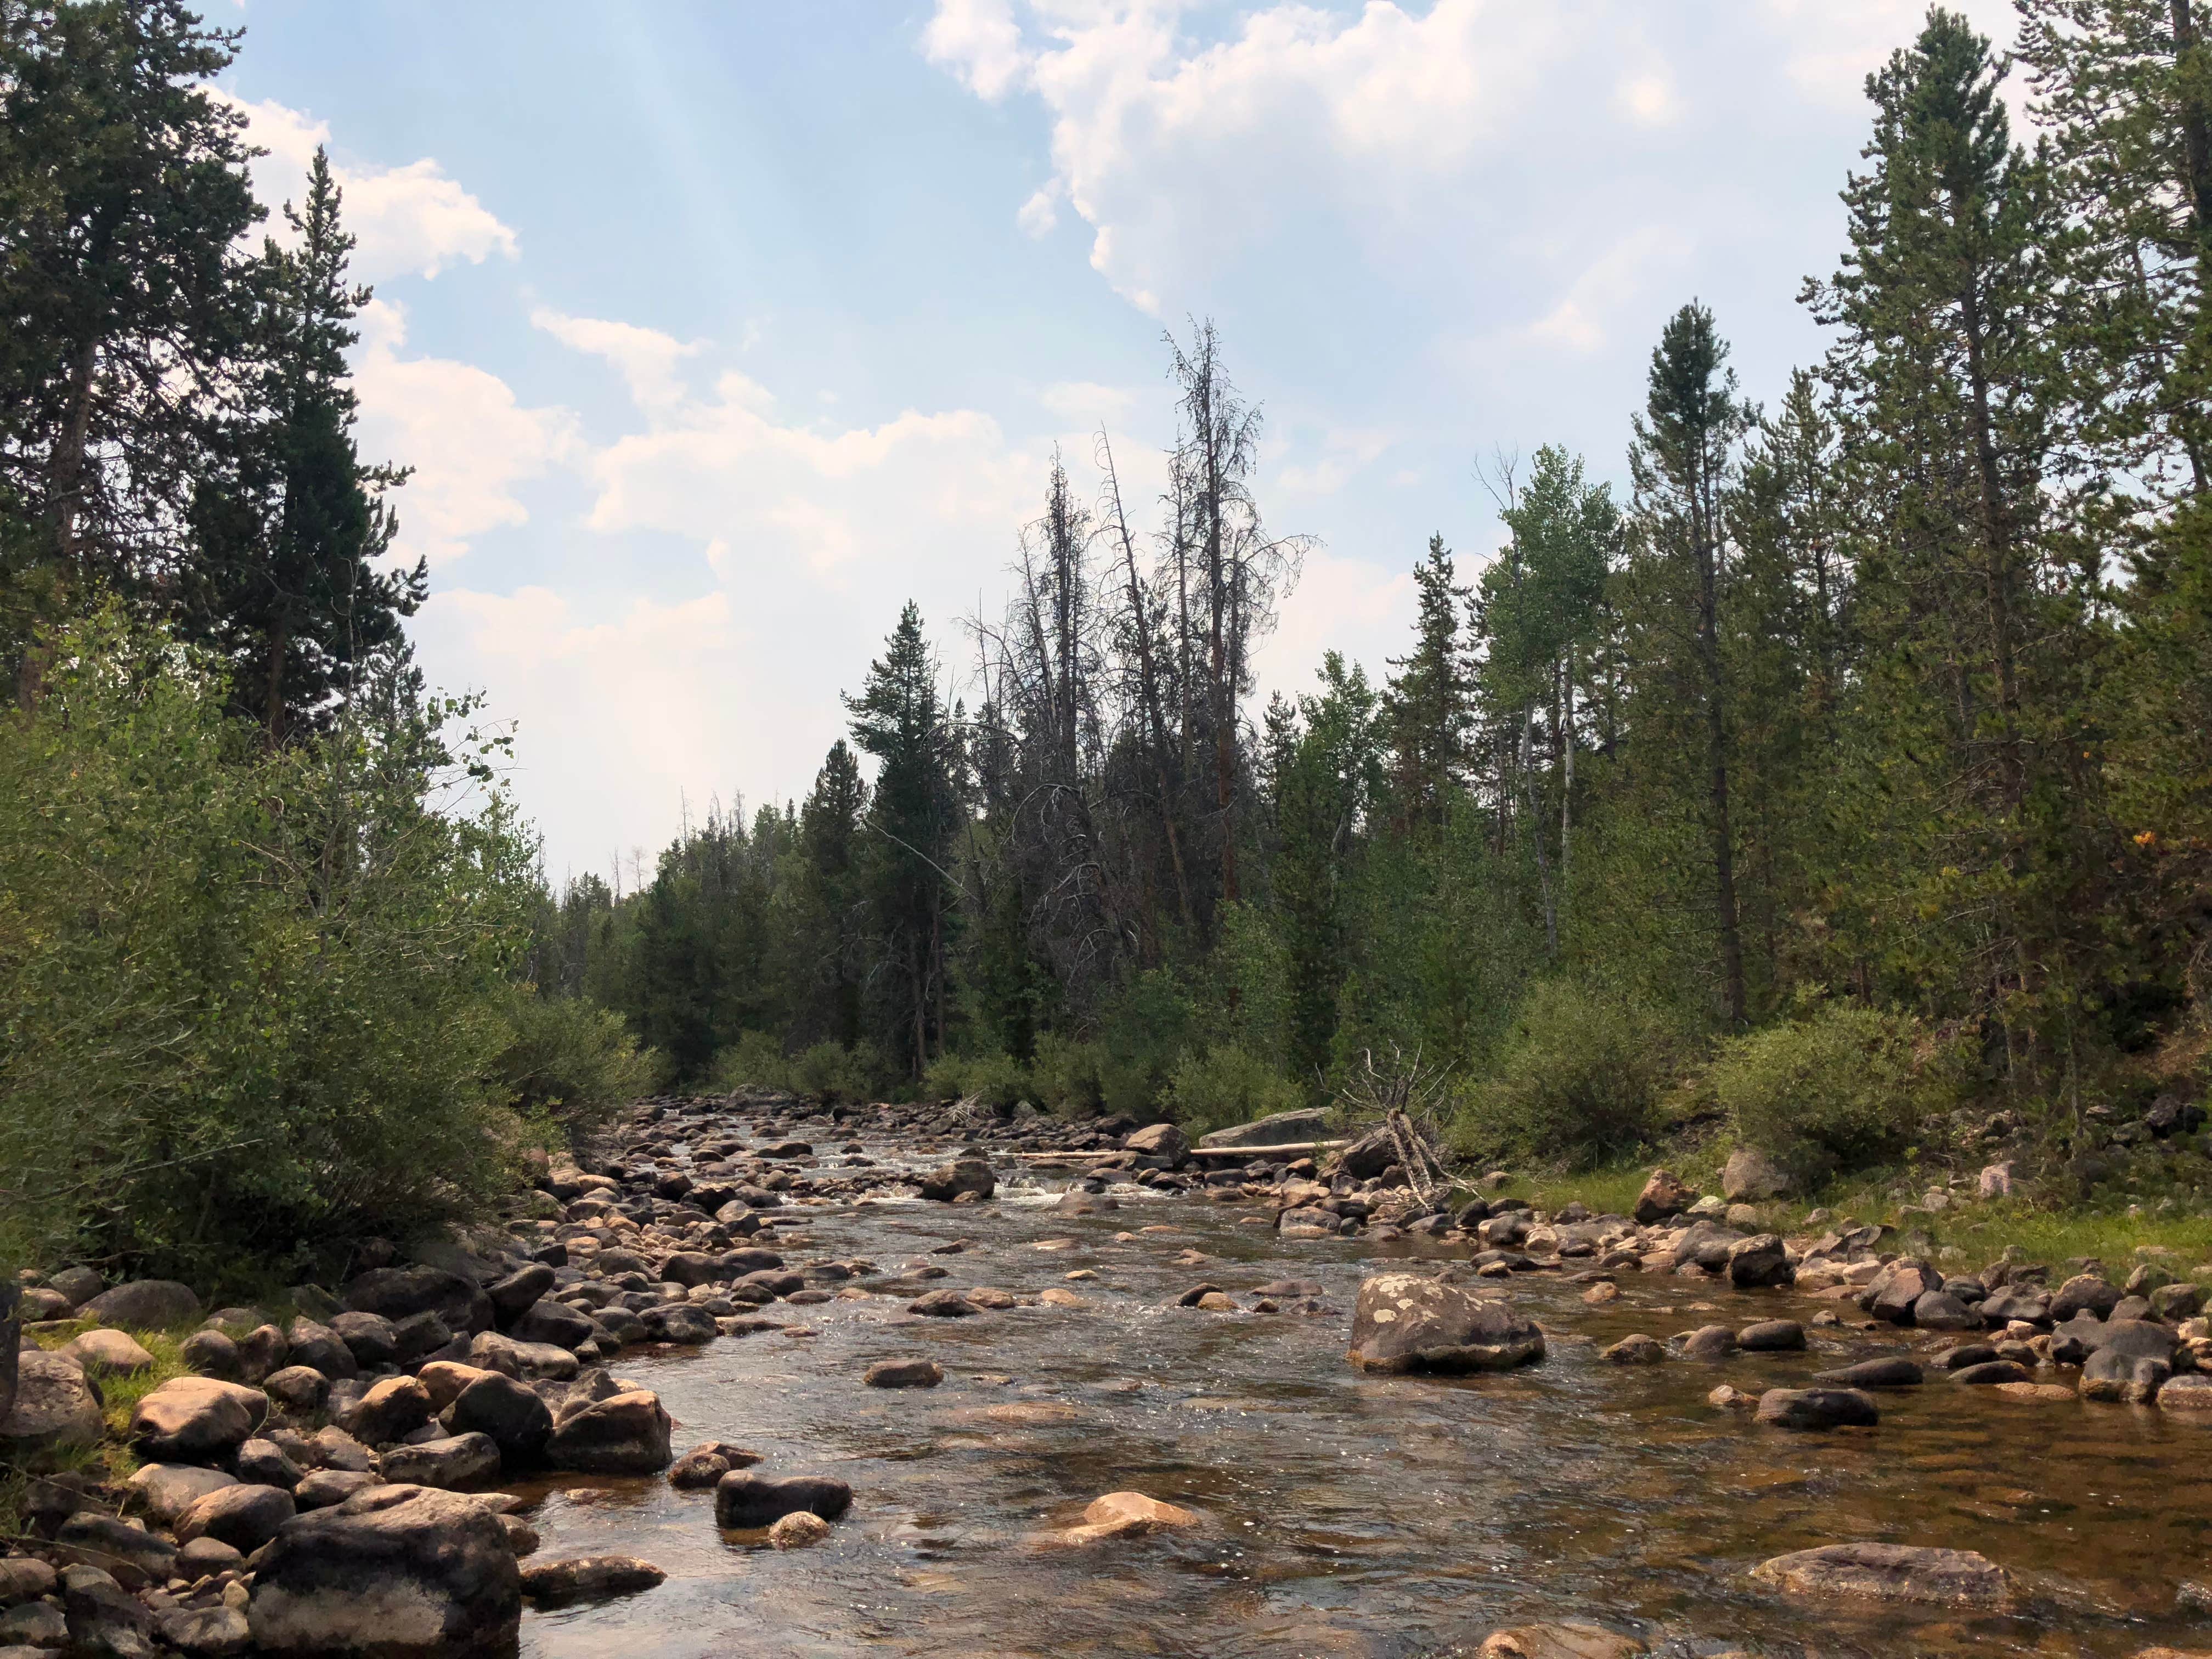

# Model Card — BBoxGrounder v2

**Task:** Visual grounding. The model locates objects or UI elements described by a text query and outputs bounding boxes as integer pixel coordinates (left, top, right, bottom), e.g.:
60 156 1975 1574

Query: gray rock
341 1268 491 1335
292 1469 380 1510
61 1563 157 1659
153 1607 250 1657
1912 1291 1983 1331
80 1280 200 1331
1678 1324 1738 1361
378 1433 502 1490
1736 1320 1806 1352
1195 1108 1331 1150
864 1357 944 1388
128 1378 267 1464
1345 1272 1544 1374
907 1289 979 1318
544 1391 671 1474
234 1436 304 1491
2080 1347 2171 1404
53 1514 177 1589
330 1312 399 1371
247 1484 521 1657
0 1599 66 1648
279 1319 357 1382
1751 1542 2006 1606
0 1558 57 1605
259 1367 330 1415
175 1536 243 1577
512 1300 596 1352
1950 1359 2033 1386
713 1471 853 1528
1754 1387 1880 1430
125 1464 239 1526
916 1158 995 1202
1726 1235 1795 1289
442 1374 552 1463
516 1555 666 1605
341 1376 433 1447
2049 1273 2122 1322
0 1352 104 1453
1122 1122 1190 1166
176 1484 296 1552
178 1330 241 1380
1722 1147 1792 1202
1633 1169 1695 1225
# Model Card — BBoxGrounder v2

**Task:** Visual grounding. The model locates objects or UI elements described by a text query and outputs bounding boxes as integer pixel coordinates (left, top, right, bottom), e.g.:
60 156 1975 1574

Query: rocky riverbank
8 1093 2212 1658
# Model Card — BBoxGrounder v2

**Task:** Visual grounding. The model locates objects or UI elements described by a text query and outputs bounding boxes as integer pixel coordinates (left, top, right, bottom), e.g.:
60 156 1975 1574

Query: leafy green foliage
920 1050 1032 1110
1452 981 1673 1169
1711 1003 1967 1179
496 990 658 1142
1163 1043 1304 1135
0 614 536 1282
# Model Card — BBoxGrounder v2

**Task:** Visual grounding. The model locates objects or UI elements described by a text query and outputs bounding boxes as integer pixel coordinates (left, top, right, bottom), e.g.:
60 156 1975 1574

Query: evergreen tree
188 148 422 742
0 0 260 693
847 601 962 1076
1381 535 1470 835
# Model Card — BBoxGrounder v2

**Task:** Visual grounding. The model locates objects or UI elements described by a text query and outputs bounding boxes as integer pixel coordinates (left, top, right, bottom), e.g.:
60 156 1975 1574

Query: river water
510 1143 2212 1659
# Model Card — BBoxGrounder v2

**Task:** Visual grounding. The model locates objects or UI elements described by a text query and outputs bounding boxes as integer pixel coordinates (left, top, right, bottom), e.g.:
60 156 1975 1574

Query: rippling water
511 1146 2212 1658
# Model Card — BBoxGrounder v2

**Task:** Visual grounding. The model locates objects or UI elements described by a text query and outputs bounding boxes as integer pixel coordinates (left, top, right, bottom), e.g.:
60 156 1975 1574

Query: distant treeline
541 8 2212 1175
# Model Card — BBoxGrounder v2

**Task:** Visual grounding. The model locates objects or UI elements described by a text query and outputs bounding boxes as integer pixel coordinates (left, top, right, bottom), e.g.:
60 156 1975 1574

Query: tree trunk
1695 481 1748 1028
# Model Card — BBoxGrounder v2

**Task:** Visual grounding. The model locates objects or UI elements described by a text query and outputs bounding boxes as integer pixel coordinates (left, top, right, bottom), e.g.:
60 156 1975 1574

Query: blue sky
214 0 2021 883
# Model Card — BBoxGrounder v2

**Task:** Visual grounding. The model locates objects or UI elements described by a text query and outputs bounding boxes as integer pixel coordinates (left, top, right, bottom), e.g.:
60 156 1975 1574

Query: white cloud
218 93 519 282
1758 0 2021 109
929 0 1567 311
1615 70 1678 127
352 300 578 566
529 308 703 413
1017 184 1061 237
1525 225 1692 356
923 0 1030 99
1040 379 1140 425
1259 546 1416 703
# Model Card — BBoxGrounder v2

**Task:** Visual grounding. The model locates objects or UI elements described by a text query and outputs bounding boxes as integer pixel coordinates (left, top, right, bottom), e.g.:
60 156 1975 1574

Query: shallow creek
514 1141 2212 1659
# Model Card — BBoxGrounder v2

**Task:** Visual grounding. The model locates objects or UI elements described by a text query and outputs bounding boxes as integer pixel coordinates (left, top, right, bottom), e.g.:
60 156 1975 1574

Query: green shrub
1711 1003 1966 1179
1163 1043 1304 1135
1031 1032 1105 1117
711 1030 792 1093
1096 968 1193 1118
0 614 536 1283
496 991 656 1142
790 1041 887 1104
921 1051 1032 1110
1451 980 1671 1169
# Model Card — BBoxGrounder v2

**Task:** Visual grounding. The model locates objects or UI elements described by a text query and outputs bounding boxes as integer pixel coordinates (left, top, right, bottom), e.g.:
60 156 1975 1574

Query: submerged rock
517 1556 665 1606
1751 1542 2007 1606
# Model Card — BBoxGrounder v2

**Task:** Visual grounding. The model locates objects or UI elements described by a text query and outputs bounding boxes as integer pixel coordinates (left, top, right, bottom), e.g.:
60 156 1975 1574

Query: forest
540 5 2212 1192
7 0 2212 1291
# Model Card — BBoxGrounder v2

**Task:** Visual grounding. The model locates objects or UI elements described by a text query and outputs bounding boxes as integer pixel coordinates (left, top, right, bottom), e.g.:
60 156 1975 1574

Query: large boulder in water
917 1158 995 1202
1197 1108 1332 1150
247 1484 521 1656
1121 1123 1190 1166
1345 1272 1544 1374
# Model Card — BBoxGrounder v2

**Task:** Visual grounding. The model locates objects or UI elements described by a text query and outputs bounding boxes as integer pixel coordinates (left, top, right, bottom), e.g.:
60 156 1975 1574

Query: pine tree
1381 535 1470 835
847 601 963 1076
0 0 261 694
189 148 422 742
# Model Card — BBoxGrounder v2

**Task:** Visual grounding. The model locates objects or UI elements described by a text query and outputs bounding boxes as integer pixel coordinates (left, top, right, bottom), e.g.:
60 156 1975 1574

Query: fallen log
999 1139 1349 1163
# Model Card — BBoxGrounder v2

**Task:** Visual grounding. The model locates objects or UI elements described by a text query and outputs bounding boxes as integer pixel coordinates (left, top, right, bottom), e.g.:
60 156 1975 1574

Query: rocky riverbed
11 1093 2212 1658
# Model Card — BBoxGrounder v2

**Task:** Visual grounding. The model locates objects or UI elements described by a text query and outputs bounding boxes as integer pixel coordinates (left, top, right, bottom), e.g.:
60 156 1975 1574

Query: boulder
907 1290 979 1318
1813 1357 1923 1389
417 1362 496 1414
0 1352 104 1453
1196 1108 1332 1150
292 1470 379 1511
1345 1272 1544 1374
864 1358 944 1389
1632 1170 1694 1226
545 1391 671 1474
1726 1235 1794 1289
1722 1147 1792 1203
261 1367 330 1415
1737 1320 1807 1352
179 1329 242 1380
80 1280 200 1331
247 1484 521 1656
176 1484 296 1553
379 1434 503 1491
516 1556 665 1606
512 1300 596 1352
1601 1334 1666 1365
769 1511 832 1549
1122 1123 1190 1166
442 1374 552 1463
1334 1126 1401 1181
1679 1325 1738 1361
1951 1360 2033 1386
0 1558 56 1604
0 1599 68 1649
53 1514 177 1589
126 1463 239 1526
47 1267 104 1308
62 1562 157 1659
1866 1261 1940 1325
483 1265 555 1322
2049 1273 2123 1322
2081 1347 2171 1404
714 1471 853 1528
917 1159 995 1202
1754 1388 1880 1430
1478 1625 1646 1659
343 1376 433 1447
129 1377 267 1464
153 1606 251 1658
280 1319 357 1381
60 1330 155 1374
342 1267 491 1334
330 1312 399 1371
234 1436 304 1490
1048 1490 1200 1545
1912 1291 1984 1331
1750 1542 2007 1606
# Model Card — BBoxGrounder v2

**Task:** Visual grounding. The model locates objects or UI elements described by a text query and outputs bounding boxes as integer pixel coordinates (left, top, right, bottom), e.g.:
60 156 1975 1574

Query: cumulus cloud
352 300 578 566
922 0 1030 99
1523 225 1693 356
1757 0 2021 108
530 308 703 413
218 92 519 281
